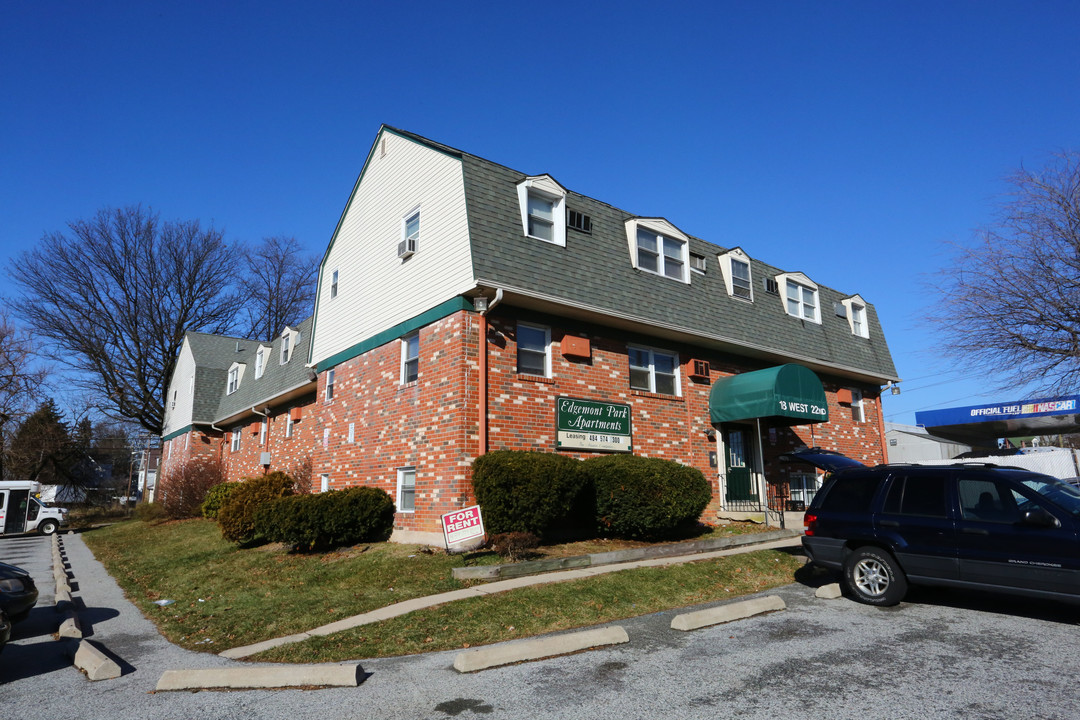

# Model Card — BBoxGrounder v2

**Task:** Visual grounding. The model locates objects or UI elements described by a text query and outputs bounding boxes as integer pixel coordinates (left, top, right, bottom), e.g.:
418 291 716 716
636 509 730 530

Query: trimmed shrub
159 456 226 519
471 450 591 540
216 471 295 544
488 531 540 562
253 486 395 551
200 481 240 519
582 454 712 540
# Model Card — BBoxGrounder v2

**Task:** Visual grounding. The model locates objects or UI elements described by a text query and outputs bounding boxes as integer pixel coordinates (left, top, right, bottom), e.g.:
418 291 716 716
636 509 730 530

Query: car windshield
1013 472 1080 516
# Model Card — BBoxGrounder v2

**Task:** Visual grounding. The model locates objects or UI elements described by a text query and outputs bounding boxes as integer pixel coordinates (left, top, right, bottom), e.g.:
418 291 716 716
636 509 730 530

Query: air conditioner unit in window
397 237 416 258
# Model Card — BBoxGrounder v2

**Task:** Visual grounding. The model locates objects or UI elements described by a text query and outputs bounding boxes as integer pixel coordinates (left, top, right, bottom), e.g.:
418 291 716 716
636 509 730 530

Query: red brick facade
161 307 886 536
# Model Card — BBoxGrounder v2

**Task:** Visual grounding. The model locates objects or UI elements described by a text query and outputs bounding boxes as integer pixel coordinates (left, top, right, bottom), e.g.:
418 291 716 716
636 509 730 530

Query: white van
0 482 69 536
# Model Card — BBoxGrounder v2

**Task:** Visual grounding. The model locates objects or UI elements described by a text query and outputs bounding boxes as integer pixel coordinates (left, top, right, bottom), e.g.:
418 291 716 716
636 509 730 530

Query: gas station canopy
915 396 1080 445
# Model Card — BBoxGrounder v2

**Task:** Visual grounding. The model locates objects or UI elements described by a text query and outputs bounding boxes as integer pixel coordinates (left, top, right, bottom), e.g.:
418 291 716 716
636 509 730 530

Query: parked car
0 562 39 622
786 448 1080 606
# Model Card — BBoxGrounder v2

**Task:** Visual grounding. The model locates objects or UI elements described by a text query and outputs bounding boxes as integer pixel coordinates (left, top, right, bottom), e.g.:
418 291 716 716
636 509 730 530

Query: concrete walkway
220 533 804 659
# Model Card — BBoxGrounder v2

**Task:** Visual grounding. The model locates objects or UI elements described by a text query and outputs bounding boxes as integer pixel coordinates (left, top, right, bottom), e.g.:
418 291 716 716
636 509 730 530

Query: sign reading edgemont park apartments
556 397 632 452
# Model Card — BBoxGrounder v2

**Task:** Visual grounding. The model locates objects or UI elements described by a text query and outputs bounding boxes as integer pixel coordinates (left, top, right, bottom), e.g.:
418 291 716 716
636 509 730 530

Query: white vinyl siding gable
163 340 198 434
311 131 475 366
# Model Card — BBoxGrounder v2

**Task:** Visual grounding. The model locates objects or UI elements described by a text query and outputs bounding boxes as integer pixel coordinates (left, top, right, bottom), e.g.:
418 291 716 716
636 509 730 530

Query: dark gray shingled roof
185 316 314 425
382 126 897 382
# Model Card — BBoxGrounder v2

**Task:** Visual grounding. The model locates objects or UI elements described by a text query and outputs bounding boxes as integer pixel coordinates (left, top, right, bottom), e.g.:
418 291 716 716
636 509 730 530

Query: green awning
709 364 829 425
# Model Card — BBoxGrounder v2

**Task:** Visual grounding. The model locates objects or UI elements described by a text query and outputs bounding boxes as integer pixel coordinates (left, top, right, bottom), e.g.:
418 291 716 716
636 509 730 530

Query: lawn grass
250 549 803 663
83 517 798 657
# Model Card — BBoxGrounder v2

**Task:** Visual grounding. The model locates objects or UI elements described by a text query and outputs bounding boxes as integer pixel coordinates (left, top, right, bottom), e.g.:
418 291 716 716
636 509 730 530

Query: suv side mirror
1019 507 1061 529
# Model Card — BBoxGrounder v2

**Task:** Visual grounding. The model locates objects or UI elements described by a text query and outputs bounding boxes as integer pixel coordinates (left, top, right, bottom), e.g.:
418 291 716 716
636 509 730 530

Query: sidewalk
220 530 805 659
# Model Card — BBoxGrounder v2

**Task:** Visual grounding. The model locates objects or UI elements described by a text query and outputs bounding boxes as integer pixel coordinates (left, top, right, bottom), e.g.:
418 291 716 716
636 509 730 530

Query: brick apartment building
160 126 899 543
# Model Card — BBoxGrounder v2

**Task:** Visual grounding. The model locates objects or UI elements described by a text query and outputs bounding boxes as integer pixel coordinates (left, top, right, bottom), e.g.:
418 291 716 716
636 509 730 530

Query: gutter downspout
478 289 503 456
876 393 888 464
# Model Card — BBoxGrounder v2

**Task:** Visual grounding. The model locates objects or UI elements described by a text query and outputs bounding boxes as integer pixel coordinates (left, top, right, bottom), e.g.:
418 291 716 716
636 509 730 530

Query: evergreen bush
471 450 591 540
254 486 395 551
216 471 295 544
582 454 711 540
201 481 239 519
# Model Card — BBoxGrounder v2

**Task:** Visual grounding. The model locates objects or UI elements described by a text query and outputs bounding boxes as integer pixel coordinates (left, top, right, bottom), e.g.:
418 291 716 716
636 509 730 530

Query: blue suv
788 449 1080 606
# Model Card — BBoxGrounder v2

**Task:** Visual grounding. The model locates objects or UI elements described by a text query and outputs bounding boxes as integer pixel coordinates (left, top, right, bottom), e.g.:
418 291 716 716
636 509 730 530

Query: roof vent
567 209 592 233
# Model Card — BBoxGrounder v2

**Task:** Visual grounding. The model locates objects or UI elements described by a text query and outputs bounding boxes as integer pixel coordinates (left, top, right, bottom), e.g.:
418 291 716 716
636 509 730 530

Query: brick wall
312 311 478 532
162 306 886 535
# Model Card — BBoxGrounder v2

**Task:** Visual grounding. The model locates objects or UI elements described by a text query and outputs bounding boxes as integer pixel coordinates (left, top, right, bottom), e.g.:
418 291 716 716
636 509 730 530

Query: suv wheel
843 547 908 606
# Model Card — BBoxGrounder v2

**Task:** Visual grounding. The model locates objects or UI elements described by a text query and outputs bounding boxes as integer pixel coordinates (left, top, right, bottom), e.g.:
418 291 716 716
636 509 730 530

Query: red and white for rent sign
441 505 485 546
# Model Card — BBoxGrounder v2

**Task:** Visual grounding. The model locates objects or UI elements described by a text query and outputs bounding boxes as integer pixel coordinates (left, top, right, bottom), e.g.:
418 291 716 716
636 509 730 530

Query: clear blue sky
2 1 1078 425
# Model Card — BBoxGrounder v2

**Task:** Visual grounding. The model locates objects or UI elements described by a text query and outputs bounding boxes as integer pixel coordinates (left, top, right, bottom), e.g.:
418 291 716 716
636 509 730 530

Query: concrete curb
73 640 122 680
453 626 629 673
670 595 786 631
815 583 843 599
155 664 365 691
453 529 802 580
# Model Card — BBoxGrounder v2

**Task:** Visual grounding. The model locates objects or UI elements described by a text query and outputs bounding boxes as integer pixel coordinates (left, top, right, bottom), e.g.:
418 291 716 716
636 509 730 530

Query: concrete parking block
815 583 843 599
670 595 786 631
74 640 122 680
58 611 83 639
453 626 629 673
155 664 364 691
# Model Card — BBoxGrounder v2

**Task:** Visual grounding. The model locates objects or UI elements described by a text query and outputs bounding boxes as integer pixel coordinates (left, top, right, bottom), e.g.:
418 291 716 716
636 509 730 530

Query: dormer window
517 175 567 247
719 248 754 301
841 295 870 338
776 273 821 323
280 327 300 364
624 218 690 284
227 362 246 395
255 346 269 379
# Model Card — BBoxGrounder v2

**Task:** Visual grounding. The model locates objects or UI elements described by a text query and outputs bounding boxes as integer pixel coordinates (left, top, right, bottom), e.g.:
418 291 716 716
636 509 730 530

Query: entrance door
6 489 28 534
724 428 757 503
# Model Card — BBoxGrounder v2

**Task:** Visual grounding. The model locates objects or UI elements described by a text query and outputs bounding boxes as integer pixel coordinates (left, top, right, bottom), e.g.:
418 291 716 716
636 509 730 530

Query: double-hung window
629 346 680 396
326 369 336 401
259 420 267 445
227 367 239 395
517 176 567 246
786 280 818 320
731 259 752 299
516 323 550 377
636 228 686 281
397 467 416 513
330 269 339 299
230 427 241 452
851 305 865 336
255 349 265 379
401 333 419 384
527 193 555 242
850 388 865 423
281 334 292 364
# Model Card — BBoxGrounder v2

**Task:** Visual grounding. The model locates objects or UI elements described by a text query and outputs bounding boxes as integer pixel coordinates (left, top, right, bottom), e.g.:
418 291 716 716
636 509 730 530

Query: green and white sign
556 397 632 452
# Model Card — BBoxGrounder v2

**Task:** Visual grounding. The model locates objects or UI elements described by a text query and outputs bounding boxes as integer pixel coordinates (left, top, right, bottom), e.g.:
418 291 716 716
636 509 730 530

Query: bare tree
0 312 48 421
0 313 48 480
7 206 243 434
933 151 1080 393
238 236 318 341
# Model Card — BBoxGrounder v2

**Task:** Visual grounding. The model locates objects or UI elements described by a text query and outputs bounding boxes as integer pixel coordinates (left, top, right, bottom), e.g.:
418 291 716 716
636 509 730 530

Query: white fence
910 448 1080 480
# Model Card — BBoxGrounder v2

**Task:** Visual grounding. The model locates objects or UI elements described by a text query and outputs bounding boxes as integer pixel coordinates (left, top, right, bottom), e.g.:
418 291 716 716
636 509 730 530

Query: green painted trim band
315 296 475 373
162 425 194 442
